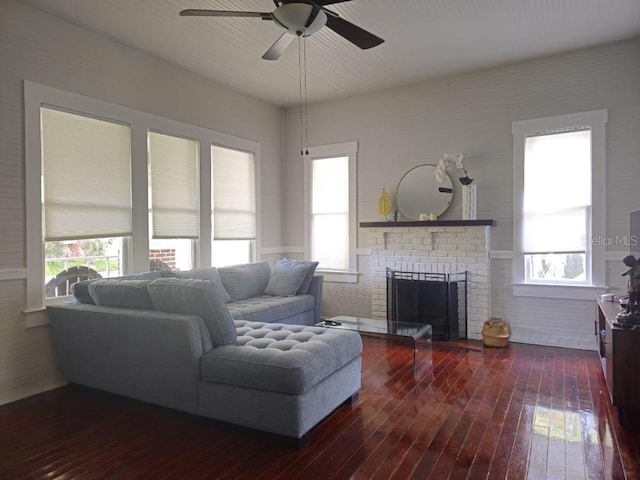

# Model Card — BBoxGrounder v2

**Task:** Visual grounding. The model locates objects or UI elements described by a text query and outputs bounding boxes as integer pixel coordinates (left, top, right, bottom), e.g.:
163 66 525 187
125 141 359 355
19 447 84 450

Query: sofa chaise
46 261 362 445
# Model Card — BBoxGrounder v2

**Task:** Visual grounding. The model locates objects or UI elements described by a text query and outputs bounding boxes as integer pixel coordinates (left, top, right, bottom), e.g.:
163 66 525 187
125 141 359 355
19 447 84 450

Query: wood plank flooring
0 338 638 479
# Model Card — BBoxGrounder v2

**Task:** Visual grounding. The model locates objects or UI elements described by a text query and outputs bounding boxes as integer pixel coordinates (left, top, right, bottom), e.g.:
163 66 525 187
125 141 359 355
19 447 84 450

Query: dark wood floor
1 338 639 480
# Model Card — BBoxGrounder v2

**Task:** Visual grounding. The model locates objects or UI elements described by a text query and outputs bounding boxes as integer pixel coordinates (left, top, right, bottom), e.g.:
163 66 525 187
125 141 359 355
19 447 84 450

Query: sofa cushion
88 279 154 310
218 261 271 302
147 278 236 347
226 295 314 323
200 321 362 395
162 267 231 303
72 271 162 304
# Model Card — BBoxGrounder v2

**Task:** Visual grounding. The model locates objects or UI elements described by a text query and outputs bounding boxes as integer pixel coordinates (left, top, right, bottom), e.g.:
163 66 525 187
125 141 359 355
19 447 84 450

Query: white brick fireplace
362 221 494 340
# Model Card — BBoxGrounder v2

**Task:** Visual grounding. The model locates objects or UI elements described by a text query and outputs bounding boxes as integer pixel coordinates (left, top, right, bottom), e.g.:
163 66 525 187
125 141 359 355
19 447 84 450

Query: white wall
0 1 283 405
283 38 640 350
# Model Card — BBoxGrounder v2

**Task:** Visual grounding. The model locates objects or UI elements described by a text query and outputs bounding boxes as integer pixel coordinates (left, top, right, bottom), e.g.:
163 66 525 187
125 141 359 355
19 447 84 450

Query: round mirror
396 164 453 220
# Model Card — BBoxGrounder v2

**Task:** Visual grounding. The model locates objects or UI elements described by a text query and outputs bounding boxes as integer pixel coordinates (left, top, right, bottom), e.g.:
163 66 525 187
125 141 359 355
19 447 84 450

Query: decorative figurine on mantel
377 187 393 221
435 153 476 220
435 153 473 185
617 254 640 325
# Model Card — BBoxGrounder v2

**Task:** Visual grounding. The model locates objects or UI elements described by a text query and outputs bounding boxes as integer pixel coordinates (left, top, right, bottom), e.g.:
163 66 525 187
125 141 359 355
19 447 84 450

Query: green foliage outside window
45 238 118 277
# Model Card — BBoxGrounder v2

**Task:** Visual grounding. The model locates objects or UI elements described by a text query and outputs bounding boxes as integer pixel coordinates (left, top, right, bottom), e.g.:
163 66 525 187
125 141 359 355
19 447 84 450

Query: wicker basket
482 319 510 347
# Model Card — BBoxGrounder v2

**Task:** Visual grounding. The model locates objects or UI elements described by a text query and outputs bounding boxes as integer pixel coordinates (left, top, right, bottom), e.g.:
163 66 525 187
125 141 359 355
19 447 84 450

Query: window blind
41 107 132 241
522 207 588 253
148 132 199 239
522 130 591 254
211 146 256 240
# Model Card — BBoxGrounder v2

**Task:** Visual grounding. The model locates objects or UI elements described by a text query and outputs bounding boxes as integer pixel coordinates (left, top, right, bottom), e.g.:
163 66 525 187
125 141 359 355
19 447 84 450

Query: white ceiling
21 0 640 107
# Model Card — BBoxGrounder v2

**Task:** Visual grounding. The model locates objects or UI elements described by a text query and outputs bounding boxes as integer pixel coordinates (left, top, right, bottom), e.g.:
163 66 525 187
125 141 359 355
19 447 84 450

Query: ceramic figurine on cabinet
622 255 640 314
617 255 640 325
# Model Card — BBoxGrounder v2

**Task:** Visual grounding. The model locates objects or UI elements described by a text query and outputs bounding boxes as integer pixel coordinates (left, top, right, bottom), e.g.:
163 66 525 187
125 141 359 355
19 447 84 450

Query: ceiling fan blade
180 9 272 20
314 0 353 5
262 32 295 60
325 14 384 49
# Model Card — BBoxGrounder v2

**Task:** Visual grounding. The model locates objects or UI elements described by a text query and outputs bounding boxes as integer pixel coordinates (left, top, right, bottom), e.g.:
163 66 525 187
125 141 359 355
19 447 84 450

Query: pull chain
299 37 304 156
298 37 309 156
303 37 309 155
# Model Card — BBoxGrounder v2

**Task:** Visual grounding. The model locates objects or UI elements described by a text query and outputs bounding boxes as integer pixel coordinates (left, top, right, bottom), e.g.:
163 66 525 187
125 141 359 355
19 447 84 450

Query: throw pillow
147 278 237 347
280 258 319 294
88 279 154 310
263 259 314 297
71 279 98 304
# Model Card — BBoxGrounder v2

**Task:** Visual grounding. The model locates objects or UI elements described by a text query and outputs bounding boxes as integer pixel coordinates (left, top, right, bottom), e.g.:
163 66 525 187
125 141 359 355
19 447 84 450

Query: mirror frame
396 164 453 220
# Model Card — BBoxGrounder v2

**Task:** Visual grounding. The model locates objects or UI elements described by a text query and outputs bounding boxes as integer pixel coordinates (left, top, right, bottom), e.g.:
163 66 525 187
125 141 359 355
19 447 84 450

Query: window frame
147 130 200 273
304 141 358 283
512 109 607 299
211 144 258 267
24 81 260 325
147 130 200 240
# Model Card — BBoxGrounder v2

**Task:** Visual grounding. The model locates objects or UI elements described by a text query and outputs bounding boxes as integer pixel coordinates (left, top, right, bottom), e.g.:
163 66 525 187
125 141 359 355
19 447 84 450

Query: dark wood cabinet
595 296 640 422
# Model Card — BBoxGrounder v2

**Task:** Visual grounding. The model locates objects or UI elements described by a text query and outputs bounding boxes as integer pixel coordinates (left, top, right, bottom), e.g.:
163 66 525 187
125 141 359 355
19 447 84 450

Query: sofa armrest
47 303 212 414
307 275 324 325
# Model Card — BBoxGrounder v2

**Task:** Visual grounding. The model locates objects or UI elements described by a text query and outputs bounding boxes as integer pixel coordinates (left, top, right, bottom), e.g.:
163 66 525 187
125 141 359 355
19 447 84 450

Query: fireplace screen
387 269 467 341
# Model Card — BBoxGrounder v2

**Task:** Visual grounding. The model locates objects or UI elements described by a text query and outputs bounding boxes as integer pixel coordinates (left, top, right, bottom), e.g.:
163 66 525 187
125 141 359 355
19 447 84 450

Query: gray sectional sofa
46 260 362 445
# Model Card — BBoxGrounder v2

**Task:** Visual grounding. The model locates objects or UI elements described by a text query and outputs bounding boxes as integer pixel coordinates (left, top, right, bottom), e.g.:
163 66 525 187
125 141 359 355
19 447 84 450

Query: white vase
462 184 477 220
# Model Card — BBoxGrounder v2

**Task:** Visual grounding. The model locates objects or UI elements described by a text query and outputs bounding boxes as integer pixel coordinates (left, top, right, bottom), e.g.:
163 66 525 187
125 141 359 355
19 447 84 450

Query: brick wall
368 226 491 340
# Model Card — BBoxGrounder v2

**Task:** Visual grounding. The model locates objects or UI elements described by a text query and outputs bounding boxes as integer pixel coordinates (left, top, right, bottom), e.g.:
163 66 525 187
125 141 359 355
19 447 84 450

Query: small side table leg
412 338 418 378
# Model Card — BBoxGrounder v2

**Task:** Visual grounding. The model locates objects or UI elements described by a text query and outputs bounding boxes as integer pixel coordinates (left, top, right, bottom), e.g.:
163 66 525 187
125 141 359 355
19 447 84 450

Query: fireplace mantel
359 219 496 228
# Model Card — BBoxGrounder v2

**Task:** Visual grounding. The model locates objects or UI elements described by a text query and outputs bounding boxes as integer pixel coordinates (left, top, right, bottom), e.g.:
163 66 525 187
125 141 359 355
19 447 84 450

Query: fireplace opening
387 269 467 341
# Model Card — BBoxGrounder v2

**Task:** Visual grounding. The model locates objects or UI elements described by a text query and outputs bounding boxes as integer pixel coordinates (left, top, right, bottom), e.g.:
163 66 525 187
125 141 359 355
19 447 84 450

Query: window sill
318 270 358 284
23 296 72 327
512 282 607 300
23 307 50 328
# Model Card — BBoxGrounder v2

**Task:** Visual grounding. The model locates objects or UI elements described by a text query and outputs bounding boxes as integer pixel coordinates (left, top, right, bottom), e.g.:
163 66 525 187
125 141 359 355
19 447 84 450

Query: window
512 110 607 298
211 146 256 267
312 156 349 270
523 130 591 283
305 142 357 282
148 131 199 271
41 106 132 297
25 81 261 324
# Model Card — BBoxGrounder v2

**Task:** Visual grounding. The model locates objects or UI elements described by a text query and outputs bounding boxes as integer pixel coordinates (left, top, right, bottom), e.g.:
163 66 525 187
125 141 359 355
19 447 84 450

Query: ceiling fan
180 0 384 60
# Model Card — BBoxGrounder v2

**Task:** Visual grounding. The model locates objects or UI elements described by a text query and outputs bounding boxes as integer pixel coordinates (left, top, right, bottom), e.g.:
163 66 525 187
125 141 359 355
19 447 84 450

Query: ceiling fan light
272 3 327 37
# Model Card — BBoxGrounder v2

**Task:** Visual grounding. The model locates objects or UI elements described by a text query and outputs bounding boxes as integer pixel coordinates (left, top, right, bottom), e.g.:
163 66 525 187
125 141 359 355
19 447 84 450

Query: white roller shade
41 107 132 241
148 132 199 239
312 156 349 214
522 129 591 254
212 146 256 240
522 207 588 253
